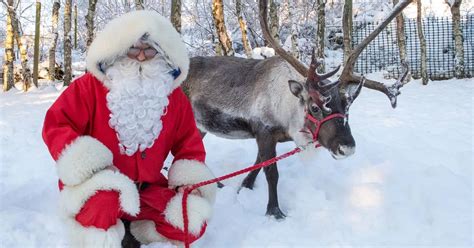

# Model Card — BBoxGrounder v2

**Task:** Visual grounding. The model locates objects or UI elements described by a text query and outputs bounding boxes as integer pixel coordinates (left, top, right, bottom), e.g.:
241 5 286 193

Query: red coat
42 73 205 188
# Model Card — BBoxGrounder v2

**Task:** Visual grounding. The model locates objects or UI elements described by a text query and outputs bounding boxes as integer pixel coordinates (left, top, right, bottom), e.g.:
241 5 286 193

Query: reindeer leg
258 134 286 219
263 164 285 219
241 156 262 190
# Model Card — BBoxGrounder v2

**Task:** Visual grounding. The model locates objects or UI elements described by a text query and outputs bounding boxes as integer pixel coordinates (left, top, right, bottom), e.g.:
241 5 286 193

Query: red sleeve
171 88 206 163
42 75 92 161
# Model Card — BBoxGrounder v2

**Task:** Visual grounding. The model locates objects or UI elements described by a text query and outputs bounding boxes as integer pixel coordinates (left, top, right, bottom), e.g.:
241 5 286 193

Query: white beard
105 57 174 156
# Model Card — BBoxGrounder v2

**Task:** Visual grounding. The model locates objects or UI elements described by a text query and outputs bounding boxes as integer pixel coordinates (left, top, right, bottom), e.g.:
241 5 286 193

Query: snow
0 77 473 247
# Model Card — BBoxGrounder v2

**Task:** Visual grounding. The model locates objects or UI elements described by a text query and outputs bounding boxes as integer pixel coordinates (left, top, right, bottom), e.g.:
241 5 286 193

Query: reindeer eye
310 104 320 114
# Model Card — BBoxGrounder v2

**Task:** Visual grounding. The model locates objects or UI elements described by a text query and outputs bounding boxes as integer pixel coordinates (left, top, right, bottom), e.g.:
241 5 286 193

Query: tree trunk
135 0 144 10
170 0 182 33
49 0 60 81
3 0 15 92
269 0 279 42
212 0 234 56
316 0 326 73
393 0 410 81
393 0 407 63
416 0 428 85
74 4 78 49
446 0 464 78
342 0 353 66
32 1 41 89
13 18 32 91
64 0 73 86
288 0 299 59
86 0 98 47
236 0 252 57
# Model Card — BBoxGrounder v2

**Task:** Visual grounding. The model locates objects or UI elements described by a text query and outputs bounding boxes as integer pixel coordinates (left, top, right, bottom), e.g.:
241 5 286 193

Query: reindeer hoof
266 207 286 220
217 182 225 188
241 179 255 190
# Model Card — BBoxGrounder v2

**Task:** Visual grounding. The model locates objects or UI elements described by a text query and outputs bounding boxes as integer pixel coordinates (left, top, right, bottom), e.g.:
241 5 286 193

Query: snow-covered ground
0 77 472 247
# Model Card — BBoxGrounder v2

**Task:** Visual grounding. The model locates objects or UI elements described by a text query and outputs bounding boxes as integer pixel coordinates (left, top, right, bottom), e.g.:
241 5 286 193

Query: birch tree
64 0 73 86
212 0 234 56
49 0 60 81
393 0 408 63
32 0 41 89
14 7 32 90
2 0 31 91
236 0 252 57
74 4 78 49
2 0 15 91
287 0 299 59
269 0 279 42
416 0 428 85
86 0 98 47
316 0 326 72
445 0 464 78
171 0 181 32
342 0 353 66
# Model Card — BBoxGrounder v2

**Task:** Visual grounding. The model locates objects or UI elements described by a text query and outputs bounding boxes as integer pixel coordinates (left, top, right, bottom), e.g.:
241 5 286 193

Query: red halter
304 111 346 146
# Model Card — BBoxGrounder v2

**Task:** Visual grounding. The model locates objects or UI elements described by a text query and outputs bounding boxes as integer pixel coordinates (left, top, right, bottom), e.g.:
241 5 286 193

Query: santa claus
42 10 216 247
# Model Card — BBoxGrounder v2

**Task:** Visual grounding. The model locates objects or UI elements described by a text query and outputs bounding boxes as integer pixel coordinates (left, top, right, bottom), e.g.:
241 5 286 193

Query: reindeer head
287 54 361 159
259 0 410 159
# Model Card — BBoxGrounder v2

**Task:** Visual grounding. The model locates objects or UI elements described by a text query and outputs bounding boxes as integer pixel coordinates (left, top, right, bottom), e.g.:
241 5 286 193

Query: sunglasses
127 47 158 60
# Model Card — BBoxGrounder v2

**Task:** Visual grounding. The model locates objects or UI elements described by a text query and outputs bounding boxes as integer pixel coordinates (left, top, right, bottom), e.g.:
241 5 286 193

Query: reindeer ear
288 80 304 98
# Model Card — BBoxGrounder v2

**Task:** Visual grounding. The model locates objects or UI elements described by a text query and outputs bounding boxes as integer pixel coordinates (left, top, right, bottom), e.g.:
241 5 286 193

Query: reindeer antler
340 0 412 108
308 50 341 92
259 1 340 89
259 0 309 77
259 0 412 108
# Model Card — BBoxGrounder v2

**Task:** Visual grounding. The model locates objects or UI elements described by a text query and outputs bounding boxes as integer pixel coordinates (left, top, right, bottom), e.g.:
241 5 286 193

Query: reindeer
182 0 411 219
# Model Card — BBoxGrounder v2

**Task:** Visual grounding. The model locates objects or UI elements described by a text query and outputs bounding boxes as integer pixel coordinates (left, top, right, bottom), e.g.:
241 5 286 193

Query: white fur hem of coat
56 136 113 186
63 217 125 247
163 193 212 236
59 170 140 217
168 159 217 205
86 10 189 90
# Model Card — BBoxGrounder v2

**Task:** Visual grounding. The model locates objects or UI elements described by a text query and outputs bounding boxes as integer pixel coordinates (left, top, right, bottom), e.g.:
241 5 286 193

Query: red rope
181 113 345 248
182 146 303 247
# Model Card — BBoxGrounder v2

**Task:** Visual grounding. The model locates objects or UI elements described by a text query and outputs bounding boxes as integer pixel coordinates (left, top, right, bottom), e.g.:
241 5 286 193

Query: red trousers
75 183 205 243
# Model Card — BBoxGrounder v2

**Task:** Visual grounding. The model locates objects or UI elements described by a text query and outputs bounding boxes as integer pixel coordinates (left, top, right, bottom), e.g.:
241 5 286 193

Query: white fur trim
168 159 217 204
64 217 125 247
130 220 168 245
56 136 112 186
86 10 189 89
60 170 140 217
163 193 212 236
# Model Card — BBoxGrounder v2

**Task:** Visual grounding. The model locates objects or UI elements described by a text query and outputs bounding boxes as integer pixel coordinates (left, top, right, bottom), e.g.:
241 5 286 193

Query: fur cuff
59 170 140 217
57 136 112 186
63 217 125 247
163 193 212 236
130 220 169 245
168 159 217 204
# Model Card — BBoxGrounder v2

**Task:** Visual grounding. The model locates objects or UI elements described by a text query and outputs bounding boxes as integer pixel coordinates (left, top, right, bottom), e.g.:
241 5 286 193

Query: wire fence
352 15 473 80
